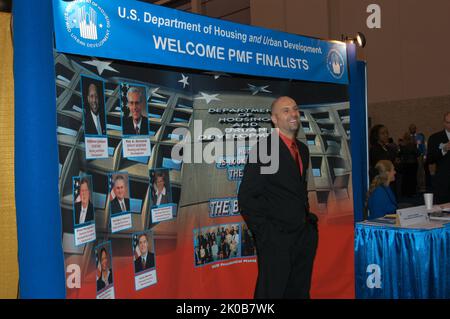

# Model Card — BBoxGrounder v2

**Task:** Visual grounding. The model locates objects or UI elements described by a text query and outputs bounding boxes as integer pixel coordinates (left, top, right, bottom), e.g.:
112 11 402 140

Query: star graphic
149 87 165 99
178 74 189 88
195 92 221 105
82 59 119 75
246 84 272 96
203 71 231 80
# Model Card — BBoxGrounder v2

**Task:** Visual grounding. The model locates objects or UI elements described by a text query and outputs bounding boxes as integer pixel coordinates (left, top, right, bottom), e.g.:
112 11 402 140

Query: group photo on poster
194 223 242 266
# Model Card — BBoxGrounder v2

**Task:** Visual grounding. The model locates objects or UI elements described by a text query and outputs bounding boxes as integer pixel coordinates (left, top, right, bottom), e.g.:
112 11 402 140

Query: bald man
84 82 106 136
238 96 318 299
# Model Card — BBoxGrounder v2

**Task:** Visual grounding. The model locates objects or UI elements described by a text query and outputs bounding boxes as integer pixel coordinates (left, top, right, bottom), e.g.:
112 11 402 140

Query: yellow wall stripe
0 12 19 299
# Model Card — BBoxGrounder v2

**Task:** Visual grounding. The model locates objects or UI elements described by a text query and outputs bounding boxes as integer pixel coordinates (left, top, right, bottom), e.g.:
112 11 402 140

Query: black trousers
401 163 418 197
254 221 318 299
433 171 450 204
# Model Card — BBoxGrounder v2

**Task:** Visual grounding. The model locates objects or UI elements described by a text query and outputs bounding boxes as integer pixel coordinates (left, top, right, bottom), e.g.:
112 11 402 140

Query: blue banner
52 0 348 84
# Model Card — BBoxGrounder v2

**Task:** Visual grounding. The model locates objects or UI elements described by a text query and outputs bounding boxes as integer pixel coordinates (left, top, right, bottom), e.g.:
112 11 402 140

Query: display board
15 0 361 298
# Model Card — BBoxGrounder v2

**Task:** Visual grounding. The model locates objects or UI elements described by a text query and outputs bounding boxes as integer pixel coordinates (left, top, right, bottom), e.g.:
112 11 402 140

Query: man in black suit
238 96 318 299
427 112 450 204
84 82 106 136
110 175 130 214
134 233 155 273
122 86 149 136
74 177 94 225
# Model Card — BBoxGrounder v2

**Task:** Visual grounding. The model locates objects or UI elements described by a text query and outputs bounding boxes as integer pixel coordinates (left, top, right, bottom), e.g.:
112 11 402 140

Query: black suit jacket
122 116 149 136
134 253 155 273
96 269 113 291
238 134 311 237
238 133 318 298
110 197 130 214
84 109 106 136
74 201 94 225
151 190 170 207
427 130 450 203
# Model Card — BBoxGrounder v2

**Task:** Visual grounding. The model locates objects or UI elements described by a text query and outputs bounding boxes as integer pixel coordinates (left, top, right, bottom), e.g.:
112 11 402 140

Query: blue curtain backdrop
355 223 450 298
13 0 66 298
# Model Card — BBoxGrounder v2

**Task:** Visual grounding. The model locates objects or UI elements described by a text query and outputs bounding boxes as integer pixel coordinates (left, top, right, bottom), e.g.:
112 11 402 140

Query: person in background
409 124 427 193
211 240 219 261
427 112 450 204
399 132 419 197
369 124 400 197
369 125 399 175
366 160 398 220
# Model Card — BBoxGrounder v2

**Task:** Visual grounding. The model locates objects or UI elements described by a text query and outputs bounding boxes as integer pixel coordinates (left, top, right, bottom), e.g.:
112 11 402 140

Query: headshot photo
149 169 172 208
81 76 107 136
109 173 131 215
73 176 95 226
133 232 155 274
121 84 149 136
96 245 114 292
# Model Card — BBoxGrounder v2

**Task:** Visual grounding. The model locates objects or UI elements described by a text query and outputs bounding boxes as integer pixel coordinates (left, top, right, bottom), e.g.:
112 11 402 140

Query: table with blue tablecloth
355 222 450 298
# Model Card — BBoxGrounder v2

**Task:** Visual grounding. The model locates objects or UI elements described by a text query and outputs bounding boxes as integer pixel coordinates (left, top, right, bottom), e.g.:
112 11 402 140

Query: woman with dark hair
369 124 399 185
97 247 113 291
365 160 398 220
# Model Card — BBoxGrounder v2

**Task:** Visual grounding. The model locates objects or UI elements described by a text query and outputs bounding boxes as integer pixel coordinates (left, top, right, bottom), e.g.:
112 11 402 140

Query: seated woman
366 160 398 220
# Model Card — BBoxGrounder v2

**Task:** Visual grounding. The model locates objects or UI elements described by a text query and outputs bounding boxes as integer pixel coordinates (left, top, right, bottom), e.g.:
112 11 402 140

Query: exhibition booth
14 0 448 299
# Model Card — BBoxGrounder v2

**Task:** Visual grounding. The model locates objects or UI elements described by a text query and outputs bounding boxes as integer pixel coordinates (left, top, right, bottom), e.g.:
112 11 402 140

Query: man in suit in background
238 96 318 299
74 177 94 225
134 233 155 273
84 82 106 136
123 86 149 136
110 175 130 214
427 112 450 204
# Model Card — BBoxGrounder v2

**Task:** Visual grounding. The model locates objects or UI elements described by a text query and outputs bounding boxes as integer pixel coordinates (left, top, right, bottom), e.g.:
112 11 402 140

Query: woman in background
366 160 398 220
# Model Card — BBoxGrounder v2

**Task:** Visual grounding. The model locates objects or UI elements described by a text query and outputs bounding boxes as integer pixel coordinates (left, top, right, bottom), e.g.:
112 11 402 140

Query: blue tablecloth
355 222 450 298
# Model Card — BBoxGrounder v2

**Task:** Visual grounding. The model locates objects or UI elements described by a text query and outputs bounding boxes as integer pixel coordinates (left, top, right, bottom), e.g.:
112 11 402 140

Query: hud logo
64 0 110 48
326 49 345 80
